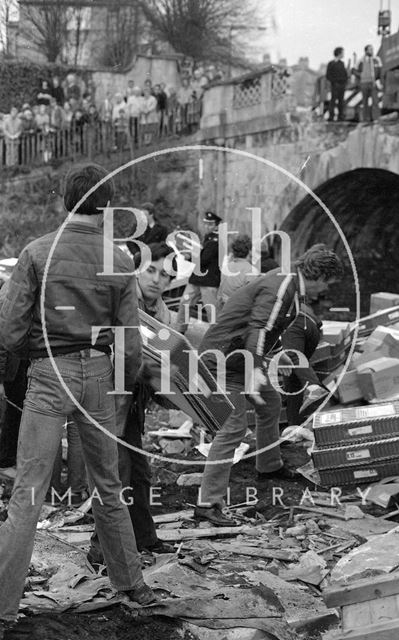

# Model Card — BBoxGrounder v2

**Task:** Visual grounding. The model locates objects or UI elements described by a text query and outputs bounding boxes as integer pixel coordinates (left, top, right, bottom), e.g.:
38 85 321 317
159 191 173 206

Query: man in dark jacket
194 245 343 526
326 47 348 121
0 164 156 632
127 202 168 254
179 210 221 327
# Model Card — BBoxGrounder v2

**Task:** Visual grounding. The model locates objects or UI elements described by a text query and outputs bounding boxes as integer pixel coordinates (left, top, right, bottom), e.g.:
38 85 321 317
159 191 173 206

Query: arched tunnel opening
280 168 399 316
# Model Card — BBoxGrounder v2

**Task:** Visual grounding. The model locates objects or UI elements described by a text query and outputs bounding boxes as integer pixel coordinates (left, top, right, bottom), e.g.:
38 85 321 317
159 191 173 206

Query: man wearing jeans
0 164 156 635
194 245 343 526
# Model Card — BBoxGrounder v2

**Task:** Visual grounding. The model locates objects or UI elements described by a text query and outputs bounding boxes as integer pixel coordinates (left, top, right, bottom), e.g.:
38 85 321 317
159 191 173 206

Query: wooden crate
323 573 399 639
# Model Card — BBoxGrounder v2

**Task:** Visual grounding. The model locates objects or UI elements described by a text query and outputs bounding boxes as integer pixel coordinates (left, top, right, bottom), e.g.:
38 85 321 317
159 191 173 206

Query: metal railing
0 100 202 170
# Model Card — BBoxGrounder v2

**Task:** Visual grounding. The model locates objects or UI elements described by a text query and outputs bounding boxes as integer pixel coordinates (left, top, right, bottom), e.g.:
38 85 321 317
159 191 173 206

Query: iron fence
0 100 202 170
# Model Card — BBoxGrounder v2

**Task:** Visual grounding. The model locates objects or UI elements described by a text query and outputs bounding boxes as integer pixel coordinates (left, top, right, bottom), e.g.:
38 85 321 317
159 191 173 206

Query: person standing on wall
326 47 348 122
355 45 382 122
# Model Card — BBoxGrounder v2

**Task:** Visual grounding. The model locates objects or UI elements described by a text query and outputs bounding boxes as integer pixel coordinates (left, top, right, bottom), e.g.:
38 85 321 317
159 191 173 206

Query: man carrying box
194 244 343 526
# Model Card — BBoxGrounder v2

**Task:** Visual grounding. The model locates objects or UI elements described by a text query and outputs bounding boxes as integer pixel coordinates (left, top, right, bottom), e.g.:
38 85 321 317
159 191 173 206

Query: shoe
142 539 175 554
122 583 158 606
194 505 239 527
256 465 300 482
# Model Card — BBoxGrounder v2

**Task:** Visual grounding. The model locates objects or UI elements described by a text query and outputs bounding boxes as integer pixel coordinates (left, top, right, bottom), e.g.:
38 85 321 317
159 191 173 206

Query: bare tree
19 0 70 63
66 5 90 66
19 0 90 64
139 0 267 65
101 0 142 69
0 0 18 56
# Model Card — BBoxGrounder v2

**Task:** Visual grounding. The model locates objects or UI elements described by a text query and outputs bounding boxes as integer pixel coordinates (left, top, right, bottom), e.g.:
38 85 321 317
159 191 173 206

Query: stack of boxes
312 403 399 485
311 292 399 486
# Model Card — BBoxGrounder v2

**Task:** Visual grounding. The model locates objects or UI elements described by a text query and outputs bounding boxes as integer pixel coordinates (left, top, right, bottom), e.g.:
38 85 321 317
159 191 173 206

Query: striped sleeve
246 274 297 368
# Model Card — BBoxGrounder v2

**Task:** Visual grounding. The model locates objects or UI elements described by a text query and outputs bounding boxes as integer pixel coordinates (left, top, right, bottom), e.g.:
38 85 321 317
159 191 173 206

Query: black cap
203 210 222 224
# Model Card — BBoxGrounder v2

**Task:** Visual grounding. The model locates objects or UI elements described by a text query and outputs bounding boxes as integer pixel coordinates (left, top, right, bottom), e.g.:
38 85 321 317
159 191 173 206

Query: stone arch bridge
196 66 399 311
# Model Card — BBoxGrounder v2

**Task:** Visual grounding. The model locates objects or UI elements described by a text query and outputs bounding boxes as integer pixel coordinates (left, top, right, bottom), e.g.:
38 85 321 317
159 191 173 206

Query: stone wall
92 55 182 103
196 115 399 234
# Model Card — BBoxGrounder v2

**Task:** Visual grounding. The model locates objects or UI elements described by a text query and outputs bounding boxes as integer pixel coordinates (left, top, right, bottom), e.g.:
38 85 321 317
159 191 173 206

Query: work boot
256 465 300 482
141 539 175 554
194 505 239 527
121 583 158 606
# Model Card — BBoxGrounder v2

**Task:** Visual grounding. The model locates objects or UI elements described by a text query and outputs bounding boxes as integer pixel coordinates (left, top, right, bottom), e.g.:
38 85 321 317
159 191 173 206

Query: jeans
0 352 144 622
200 378 282 508
50 418 88 495
89 414 158 562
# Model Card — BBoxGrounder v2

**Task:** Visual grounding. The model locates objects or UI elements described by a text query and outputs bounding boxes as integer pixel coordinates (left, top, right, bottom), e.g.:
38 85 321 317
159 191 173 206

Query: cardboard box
370 292 399 315
313 436 399 470
360 326 399 359
366 482 399 508
322 321 351 345
352 347 390 368
313 345 352 375
357 357 399 402
313 402 399 447
353 305 399 337
322 367 363 405
318 459 399 487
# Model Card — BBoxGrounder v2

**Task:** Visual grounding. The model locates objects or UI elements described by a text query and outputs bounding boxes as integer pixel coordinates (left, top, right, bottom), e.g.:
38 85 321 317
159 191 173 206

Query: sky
260 0 399 70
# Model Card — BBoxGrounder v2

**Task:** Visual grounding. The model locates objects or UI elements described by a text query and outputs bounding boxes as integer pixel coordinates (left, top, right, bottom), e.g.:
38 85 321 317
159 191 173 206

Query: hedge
0 61 92 113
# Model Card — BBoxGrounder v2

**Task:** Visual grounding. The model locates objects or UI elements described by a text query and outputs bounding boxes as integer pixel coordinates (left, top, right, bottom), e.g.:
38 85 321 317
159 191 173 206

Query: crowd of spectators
0 68 210 167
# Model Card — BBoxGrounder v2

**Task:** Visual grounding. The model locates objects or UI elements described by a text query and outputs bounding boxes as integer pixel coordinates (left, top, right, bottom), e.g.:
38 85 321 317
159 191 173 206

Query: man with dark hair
194 244 343 526
217 234 256 313
87 243 176 571
355 45 382 122
326 47 348 121
127 202 168 252
0 163 156 634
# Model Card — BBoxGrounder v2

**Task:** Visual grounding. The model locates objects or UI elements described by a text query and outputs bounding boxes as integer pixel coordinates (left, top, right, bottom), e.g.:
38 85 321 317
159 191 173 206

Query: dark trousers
89 413 157 560
285 375 306 427
0 361 28 468
329 82 346 121
361 82 379 121
118 420 157 550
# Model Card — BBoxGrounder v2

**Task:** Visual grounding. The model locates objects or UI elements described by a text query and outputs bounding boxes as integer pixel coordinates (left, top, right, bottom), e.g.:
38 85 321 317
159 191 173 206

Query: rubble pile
0 484 393 640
